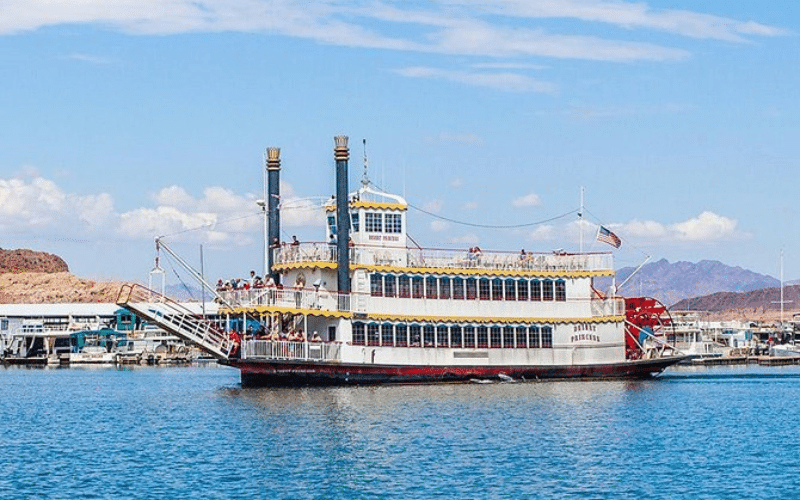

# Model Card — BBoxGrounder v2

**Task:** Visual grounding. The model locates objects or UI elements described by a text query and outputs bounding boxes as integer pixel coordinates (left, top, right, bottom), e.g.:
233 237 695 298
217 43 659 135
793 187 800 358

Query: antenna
361 138 370 188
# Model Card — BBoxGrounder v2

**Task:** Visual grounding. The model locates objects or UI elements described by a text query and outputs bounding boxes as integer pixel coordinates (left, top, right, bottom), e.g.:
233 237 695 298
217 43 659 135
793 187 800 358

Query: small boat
118 136 687 386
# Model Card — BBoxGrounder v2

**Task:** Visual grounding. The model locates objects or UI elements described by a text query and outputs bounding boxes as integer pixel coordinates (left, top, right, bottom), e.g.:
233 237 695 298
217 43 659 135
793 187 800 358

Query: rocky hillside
0 248 69 273
672 285 800 322
597 258 780 306
0 249 123 304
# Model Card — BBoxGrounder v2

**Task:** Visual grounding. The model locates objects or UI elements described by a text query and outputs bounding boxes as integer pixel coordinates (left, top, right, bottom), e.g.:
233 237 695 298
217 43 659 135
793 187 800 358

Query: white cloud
449 233 480 245
395 66 556 93
450 177 463 188
512 193 541 208
528 225 555 241
461 201 478 210
0 1 781 63
423 199 444 213
619 219 668 238
65 53 114 64
430 220 449 232
669 211 737 242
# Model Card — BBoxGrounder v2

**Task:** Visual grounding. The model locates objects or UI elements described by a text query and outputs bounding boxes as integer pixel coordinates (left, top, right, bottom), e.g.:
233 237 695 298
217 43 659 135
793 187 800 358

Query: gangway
116 283 232 360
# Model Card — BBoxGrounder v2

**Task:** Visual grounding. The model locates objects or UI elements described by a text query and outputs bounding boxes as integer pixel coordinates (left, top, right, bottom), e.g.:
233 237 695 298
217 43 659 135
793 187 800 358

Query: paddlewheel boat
117 136 685 385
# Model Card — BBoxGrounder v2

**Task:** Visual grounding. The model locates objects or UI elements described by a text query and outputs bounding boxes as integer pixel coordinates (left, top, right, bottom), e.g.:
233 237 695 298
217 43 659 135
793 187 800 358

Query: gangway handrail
117 283 233 360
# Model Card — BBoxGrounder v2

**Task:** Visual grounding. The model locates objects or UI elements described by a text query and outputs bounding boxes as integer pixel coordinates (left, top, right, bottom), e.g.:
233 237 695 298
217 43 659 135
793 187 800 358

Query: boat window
384 274 397 298
555 279 566 302
350 212 359 232
453 277 464 300
381 323 394 346
464 326 476 348
541 326 553 348
327 215 337 235
504 279 516 301
529 326 541 348
412 276 424 298
477 326 488 348
385 213 402 234
398 275 410 298
479 278 490 300
352 322 365 345
367 323 380 346
370 273 383 297
517 279 528 301
531 280 542 301
450 325 463 348
491 279 503 301
423 325 435 347
425 276 438 299
436 325 449 347
516 326 527 348
396 324 408 347
466 278 477 300
410 325 421 347
542 279 554 301
365 212 383 232
439 277 451 300
490 326 502 348
503 326 514 348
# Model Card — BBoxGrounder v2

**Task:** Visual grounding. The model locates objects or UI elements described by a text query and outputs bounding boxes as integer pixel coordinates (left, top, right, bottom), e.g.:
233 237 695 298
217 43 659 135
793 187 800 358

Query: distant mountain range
597 258 781 307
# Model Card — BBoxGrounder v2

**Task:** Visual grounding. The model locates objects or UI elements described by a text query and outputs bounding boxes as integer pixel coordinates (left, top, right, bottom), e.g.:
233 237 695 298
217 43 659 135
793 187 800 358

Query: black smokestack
266 147 280 283
334 136 350 295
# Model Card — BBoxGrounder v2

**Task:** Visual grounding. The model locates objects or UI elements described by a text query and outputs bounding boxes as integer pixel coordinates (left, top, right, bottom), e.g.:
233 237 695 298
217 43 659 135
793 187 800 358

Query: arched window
396 323 408 347
477 326 489 348
381 323 394 346
423 324 435 347
409 324 422 347
503 326 514 348
436 325 449 347
464 325 476 348
531 279 542 301
453 277 464 300
440 277 451 300
541 326 553 348
490 326 502 348
517 279 528 301
384 274 397 298
542 279 554 301
505 279 516 301
367 323 380 346
450 325 463 348
516 326 527 348
467 278 478 300
479 278 491 300
492 278 503 301
412 276 424 298
426 276 438 299
352 322 365 345
529 326 540 348
370 273 383 297
398 275 410 298
555 279 566 301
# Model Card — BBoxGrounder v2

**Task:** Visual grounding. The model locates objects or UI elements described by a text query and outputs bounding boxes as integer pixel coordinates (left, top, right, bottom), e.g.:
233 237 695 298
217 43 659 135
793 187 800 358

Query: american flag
596 226 621 248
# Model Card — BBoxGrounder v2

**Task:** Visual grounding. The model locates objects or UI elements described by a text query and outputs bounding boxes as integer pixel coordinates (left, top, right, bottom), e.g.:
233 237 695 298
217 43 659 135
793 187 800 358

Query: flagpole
579 187 584 253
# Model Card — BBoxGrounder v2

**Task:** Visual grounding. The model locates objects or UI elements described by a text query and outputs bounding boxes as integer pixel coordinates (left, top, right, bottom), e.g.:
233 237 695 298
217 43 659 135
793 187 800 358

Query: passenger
295 329 305 342
328 234 337 260
310 331 322 342
215 279 225 291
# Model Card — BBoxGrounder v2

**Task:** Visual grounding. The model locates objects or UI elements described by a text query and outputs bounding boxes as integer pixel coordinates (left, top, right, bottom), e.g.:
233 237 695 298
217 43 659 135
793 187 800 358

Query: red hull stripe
223 357 685 386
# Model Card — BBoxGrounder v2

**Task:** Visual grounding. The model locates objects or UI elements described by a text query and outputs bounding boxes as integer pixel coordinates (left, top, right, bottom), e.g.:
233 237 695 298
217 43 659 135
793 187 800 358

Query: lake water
1 363 798 499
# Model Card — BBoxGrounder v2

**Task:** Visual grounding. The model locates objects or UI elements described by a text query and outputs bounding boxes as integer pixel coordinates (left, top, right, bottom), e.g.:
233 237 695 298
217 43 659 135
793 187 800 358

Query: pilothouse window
365 212 383 232
385 213 402 233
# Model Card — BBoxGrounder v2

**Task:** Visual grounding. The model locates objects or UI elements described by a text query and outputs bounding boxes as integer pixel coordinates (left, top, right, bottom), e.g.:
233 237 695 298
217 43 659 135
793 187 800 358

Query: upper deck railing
273 243 613 274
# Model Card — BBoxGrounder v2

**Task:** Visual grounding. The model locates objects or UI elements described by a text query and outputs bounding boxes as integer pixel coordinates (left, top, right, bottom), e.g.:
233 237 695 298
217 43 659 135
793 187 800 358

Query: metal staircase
116 283 233 360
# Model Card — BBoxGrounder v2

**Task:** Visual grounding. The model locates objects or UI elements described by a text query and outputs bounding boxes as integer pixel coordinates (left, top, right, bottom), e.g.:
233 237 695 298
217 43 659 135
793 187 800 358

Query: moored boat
117 136 686 385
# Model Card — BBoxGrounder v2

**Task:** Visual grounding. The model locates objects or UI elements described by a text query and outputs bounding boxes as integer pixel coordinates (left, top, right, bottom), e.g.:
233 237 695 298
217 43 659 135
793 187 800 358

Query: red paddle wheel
624 297 673 359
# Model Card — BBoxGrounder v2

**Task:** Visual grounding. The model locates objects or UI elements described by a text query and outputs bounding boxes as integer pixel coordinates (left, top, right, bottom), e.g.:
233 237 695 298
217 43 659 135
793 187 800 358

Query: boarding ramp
116 283 232 360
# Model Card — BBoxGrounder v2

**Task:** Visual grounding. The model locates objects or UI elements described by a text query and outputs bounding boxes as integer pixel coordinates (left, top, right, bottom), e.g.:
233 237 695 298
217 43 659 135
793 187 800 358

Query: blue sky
1 1 797 291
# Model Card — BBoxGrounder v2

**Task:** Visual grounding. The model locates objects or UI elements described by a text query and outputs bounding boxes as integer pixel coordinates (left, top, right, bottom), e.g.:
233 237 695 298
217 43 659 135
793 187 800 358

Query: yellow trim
352 263 613 278
351 314 625 325
273 261 337 272
326 201 407 211
224 305 353 319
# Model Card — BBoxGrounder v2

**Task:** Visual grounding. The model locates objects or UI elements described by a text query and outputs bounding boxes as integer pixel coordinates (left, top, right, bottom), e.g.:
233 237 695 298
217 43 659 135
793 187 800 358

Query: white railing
219 288 352 312
273 243 613 273
244 340 342 361
590 297 626 317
